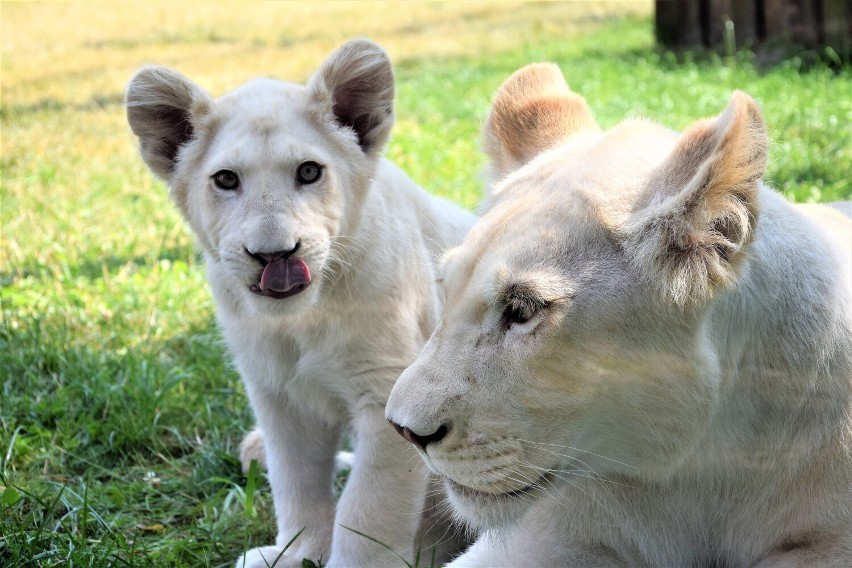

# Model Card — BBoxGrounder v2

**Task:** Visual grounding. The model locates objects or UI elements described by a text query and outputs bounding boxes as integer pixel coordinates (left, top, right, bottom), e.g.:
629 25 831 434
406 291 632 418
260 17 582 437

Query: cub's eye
212 170 239 190
504 302 535 326
296 161 322 185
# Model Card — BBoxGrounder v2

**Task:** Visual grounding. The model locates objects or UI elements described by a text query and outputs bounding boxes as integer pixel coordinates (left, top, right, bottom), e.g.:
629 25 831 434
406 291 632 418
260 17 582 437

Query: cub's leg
328 400 430 567
238 429 353 474
237 385 340 568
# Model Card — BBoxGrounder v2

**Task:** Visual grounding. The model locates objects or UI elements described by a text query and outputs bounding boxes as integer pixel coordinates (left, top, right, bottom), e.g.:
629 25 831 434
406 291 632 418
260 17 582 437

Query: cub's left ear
308 38 394 156
625 91 768 306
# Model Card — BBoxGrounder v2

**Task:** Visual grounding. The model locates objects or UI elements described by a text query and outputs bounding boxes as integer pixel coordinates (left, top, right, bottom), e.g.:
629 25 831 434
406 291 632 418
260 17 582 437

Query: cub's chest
285 334 405 417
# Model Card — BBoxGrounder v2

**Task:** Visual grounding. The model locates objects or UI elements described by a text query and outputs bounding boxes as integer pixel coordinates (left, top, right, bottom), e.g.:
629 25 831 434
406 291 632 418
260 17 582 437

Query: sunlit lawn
1 1 850 566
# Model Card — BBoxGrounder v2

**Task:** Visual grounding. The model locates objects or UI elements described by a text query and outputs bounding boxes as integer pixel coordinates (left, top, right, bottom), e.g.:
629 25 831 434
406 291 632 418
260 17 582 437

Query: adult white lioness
386 63 852 567
126 40 474 567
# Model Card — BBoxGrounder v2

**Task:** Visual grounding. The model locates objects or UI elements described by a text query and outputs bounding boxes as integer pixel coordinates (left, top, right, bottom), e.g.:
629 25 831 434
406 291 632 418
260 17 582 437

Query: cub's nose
388 419 449 450
245 241 301 265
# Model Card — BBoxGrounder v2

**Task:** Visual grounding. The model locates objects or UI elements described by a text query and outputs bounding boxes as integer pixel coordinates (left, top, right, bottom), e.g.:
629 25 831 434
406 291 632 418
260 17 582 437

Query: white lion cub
126 40 474 567
387 63 852 567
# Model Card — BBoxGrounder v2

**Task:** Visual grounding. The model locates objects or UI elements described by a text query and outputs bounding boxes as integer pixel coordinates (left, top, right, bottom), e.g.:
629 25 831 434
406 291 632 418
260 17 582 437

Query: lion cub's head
386 64 768 530
126 39 394 316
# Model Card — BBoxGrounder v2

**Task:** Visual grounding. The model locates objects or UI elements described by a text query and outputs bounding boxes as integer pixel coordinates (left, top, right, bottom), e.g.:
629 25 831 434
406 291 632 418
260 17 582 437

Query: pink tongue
259 257 311 293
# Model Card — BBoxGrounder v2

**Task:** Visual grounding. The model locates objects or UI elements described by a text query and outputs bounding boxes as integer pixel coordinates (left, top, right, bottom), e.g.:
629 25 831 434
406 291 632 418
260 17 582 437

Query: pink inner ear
259 257 311 293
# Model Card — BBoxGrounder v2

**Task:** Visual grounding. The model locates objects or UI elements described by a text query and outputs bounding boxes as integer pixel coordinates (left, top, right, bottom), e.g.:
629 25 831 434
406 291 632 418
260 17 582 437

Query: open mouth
249 256 312 299
444 471 554 501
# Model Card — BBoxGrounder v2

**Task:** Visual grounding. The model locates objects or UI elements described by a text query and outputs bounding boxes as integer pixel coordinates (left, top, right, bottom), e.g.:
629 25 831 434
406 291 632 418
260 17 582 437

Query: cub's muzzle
246 243 312 299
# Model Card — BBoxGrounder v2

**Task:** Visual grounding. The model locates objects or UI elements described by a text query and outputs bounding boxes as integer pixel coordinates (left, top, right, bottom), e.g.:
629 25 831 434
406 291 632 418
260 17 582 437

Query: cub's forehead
216 78 307 115
209 78 315 138
202 78 328 164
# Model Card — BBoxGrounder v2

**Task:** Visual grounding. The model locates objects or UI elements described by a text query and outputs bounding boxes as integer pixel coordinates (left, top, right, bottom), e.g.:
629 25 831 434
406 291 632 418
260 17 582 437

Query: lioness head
386 64 767 530
126 39 394 316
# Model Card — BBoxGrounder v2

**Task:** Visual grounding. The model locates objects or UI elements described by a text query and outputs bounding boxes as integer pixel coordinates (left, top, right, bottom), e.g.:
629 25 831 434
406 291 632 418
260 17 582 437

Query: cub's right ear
125 66 212 181
484 63 599 181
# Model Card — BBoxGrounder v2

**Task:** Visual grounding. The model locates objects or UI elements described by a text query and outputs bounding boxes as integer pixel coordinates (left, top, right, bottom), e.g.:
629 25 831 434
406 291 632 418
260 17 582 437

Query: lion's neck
694 189 852 474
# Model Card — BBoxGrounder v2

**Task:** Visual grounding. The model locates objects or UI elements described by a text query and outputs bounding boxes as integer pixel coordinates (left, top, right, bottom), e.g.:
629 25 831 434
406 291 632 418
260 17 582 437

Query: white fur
127 39 475 567
386 64 852 567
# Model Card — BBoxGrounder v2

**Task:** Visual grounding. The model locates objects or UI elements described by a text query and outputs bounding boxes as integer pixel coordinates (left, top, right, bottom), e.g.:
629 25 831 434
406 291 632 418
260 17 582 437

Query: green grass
1 2 850 566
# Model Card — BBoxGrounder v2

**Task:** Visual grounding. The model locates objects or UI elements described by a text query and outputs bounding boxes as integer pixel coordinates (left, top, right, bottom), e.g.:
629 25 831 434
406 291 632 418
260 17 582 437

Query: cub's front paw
234 545 311 568
238 428 266 473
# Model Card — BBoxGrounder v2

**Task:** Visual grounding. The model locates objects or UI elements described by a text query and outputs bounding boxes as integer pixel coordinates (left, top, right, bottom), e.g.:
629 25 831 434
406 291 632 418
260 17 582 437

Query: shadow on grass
1 246 198 287
0 93 126 120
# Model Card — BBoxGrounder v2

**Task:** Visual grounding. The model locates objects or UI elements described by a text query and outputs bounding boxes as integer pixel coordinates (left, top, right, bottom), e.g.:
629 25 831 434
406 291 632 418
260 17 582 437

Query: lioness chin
386 63 852 567
127 39 474 568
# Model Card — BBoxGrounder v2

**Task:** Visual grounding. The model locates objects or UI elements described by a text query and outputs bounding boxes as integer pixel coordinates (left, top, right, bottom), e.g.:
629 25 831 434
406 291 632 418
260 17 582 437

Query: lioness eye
213 170 239 190
504 303 534 326
296 161 322 184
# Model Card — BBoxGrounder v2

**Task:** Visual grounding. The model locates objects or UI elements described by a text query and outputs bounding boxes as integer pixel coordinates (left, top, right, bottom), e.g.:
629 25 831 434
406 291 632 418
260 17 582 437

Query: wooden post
823 0 851 60
655 0 704 47
656 0 851 60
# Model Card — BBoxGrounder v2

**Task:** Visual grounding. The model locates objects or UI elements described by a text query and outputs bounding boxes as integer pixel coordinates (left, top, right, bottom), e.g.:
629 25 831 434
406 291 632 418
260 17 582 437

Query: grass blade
245 458 260 518
340 525 412 568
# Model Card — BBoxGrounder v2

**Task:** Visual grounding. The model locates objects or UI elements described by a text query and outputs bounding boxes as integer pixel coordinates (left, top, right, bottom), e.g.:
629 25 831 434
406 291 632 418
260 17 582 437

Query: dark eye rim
296 161 323 185
212 169 240 190
502 297 552 329
503 303 534 326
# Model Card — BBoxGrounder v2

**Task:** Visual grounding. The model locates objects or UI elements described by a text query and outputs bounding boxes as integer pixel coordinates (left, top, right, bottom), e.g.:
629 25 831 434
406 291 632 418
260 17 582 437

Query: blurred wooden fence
655 0 851 60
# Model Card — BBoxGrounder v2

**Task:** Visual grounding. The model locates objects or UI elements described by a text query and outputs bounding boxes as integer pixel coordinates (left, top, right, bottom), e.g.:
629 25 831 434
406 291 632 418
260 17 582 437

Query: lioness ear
484 63 599 180
626 91 768 306
308 38 394 155
126 66 212 181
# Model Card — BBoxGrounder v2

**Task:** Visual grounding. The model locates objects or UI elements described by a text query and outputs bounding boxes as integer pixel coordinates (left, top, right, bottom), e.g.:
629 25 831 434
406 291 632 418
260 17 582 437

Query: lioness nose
388 420 449 450
246 241 301 265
